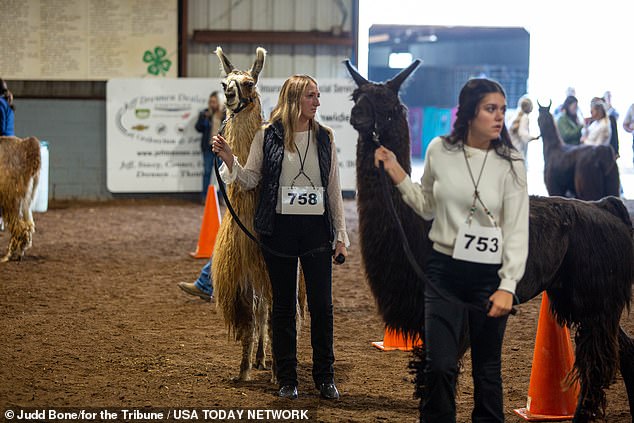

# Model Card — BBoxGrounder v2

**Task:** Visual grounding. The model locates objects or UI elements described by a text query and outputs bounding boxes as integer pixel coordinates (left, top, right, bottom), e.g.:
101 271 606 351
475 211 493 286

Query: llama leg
2 213 22 262
237 324 256 381
268 309 276 384
618 326 634 421
237 291 256 381
21 177 35 228
572 319 620 422
254 297 269 371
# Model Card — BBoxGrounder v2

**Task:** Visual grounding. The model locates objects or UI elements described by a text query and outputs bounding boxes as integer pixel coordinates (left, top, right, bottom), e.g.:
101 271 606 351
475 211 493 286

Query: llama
0 136 41 262
537 101 619 201
210 46 272 381
344 60 634 422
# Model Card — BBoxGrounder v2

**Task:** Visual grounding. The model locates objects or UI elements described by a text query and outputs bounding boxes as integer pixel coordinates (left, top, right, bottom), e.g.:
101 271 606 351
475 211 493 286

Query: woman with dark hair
212 74 348 400
374 78 529 422
0 78 15 136
556 95 584 145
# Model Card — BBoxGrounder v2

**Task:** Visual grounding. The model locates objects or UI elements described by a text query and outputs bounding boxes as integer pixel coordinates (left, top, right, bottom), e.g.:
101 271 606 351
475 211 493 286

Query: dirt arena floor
1 198 633 422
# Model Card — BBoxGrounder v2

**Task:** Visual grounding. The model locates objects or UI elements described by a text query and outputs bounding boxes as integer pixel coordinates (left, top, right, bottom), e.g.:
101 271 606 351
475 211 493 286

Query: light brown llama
211 47 273 381
0 136 41 262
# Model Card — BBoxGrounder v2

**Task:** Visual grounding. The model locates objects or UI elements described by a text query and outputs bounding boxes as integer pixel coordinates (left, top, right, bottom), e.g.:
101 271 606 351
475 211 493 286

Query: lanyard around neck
462 145 497 226
290 125 315 188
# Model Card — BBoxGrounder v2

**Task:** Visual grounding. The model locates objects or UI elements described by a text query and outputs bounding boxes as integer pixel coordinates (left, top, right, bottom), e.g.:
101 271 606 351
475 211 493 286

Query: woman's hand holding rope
212 135 234 171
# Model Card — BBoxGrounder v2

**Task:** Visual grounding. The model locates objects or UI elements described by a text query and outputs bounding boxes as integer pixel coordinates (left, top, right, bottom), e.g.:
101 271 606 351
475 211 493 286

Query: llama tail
595 196 632 233
618 326 634 419
594 145 620 196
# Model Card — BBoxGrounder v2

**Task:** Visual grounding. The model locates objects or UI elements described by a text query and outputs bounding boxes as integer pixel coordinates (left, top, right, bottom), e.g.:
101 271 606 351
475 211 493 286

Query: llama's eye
244 81 254 88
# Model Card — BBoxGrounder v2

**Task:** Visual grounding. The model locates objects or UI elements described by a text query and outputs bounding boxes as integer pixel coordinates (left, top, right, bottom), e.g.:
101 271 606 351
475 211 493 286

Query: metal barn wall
186 0 355 78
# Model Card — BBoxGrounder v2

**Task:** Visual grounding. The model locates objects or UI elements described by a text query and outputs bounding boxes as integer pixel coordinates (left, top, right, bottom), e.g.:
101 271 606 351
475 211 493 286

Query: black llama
537 101 619 201
345 59 634 422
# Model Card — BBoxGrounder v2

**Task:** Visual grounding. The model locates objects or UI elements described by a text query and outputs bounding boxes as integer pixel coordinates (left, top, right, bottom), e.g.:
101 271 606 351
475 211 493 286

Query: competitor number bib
452 222 503 264
281 186 325 215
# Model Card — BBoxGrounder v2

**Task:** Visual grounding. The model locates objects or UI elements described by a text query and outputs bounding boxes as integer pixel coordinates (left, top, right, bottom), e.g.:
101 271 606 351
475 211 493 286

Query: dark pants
422 250 508 423
260 214 334 388
202 147 214 200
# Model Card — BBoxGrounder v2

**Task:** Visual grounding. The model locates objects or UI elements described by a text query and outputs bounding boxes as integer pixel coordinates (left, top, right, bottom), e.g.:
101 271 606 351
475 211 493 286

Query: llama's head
214 46 266 113
344 59 420 150
536 99 556 139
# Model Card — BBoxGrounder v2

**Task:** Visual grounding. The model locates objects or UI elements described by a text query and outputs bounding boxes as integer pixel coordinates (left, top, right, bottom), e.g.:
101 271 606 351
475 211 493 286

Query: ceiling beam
192 30 354 47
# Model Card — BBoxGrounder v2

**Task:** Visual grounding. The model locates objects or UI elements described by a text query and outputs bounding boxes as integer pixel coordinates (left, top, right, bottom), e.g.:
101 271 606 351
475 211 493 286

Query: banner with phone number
106 78 357 193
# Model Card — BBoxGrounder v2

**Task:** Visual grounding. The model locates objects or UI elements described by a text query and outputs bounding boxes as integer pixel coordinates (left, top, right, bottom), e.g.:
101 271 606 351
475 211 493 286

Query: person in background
375 78 528 422
0 78 15 231
554 87 583 122
557 96 584 145
195 91 225 202
0 78 15 136
603 91 619 120
581 98 612 146
213 74 349 401
603 91 620 156
623 103 634 164
509 95 538 161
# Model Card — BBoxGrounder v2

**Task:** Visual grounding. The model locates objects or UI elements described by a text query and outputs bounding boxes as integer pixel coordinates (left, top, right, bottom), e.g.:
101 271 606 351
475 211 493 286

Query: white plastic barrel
31 141 49 212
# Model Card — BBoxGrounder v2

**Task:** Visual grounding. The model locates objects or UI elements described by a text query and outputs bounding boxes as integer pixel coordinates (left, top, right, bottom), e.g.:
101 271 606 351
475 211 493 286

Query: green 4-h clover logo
143 46 172 76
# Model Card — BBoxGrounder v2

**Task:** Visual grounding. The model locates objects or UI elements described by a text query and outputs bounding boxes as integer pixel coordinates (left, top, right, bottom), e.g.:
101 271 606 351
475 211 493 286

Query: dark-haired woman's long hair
442 78 523 179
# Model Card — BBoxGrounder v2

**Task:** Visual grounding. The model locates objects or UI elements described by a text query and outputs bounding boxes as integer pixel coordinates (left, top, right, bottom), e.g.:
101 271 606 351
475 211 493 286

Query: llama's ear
343 59 369 87
214 46 234 76
249 47 267 83
386 59 421 93
537 99 552 110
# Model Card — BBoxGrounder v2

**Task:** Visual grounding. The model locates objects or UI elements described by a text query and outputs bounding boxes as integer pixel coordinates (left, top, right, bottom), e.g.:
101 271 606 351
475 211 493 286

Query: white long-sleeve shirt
510 114 532 157
584 118 611 146
396 137 529 294
220 127 350 248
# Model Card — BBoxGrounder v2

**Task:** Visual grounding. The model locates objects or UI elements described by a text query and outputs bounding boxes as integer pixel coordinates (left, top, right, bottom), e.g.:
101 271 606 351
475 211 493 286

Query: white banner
106 78 357 193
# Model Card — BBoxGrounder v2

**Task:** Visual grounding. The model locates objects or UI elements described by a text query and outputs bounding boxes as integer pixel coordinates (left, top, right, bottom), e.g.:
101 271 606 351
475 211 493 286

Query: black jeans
260 214 334 388
421 250 509 423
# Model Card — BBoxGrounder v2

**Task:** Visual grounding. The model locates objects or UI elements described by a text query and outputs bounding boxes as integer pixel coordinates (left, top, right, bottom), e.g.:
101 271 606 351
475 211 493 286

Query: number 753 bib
452 222 503 264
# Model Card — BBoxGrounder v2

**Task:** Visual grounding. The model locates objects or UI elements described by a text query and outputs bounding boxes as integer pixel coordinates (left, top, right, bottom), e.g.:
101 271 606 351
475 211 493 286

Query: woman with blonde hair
582 98 612 146
213 74 348 400
509 95 537 160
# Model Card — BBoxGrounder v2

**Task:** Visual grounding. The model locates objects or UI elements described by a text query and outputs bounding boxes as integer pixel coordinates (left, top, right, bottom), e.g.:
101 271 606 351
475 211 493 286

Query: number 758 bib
452 222 503 264
281 186 325 215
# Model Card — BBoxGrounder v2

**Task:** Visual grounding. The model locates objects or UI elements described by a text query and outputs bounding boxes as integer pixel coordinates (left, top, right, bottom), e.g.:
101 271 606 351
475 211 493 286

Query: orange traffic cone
372 327 422 351
514 293 580 421
189 188 221 259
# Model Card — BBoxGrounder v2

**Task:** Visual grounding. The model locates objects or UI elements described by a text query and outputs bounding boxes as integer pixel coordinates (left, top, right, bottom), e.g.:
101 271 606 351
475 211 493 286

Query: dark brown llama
345 60 634 422
538 101 619 201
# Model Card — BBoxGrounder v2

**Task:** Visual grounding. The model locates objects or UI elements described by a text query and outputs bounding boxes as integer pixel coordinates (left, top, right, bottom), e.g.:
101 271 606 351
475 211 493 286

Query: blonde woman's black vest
254 120 334 241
